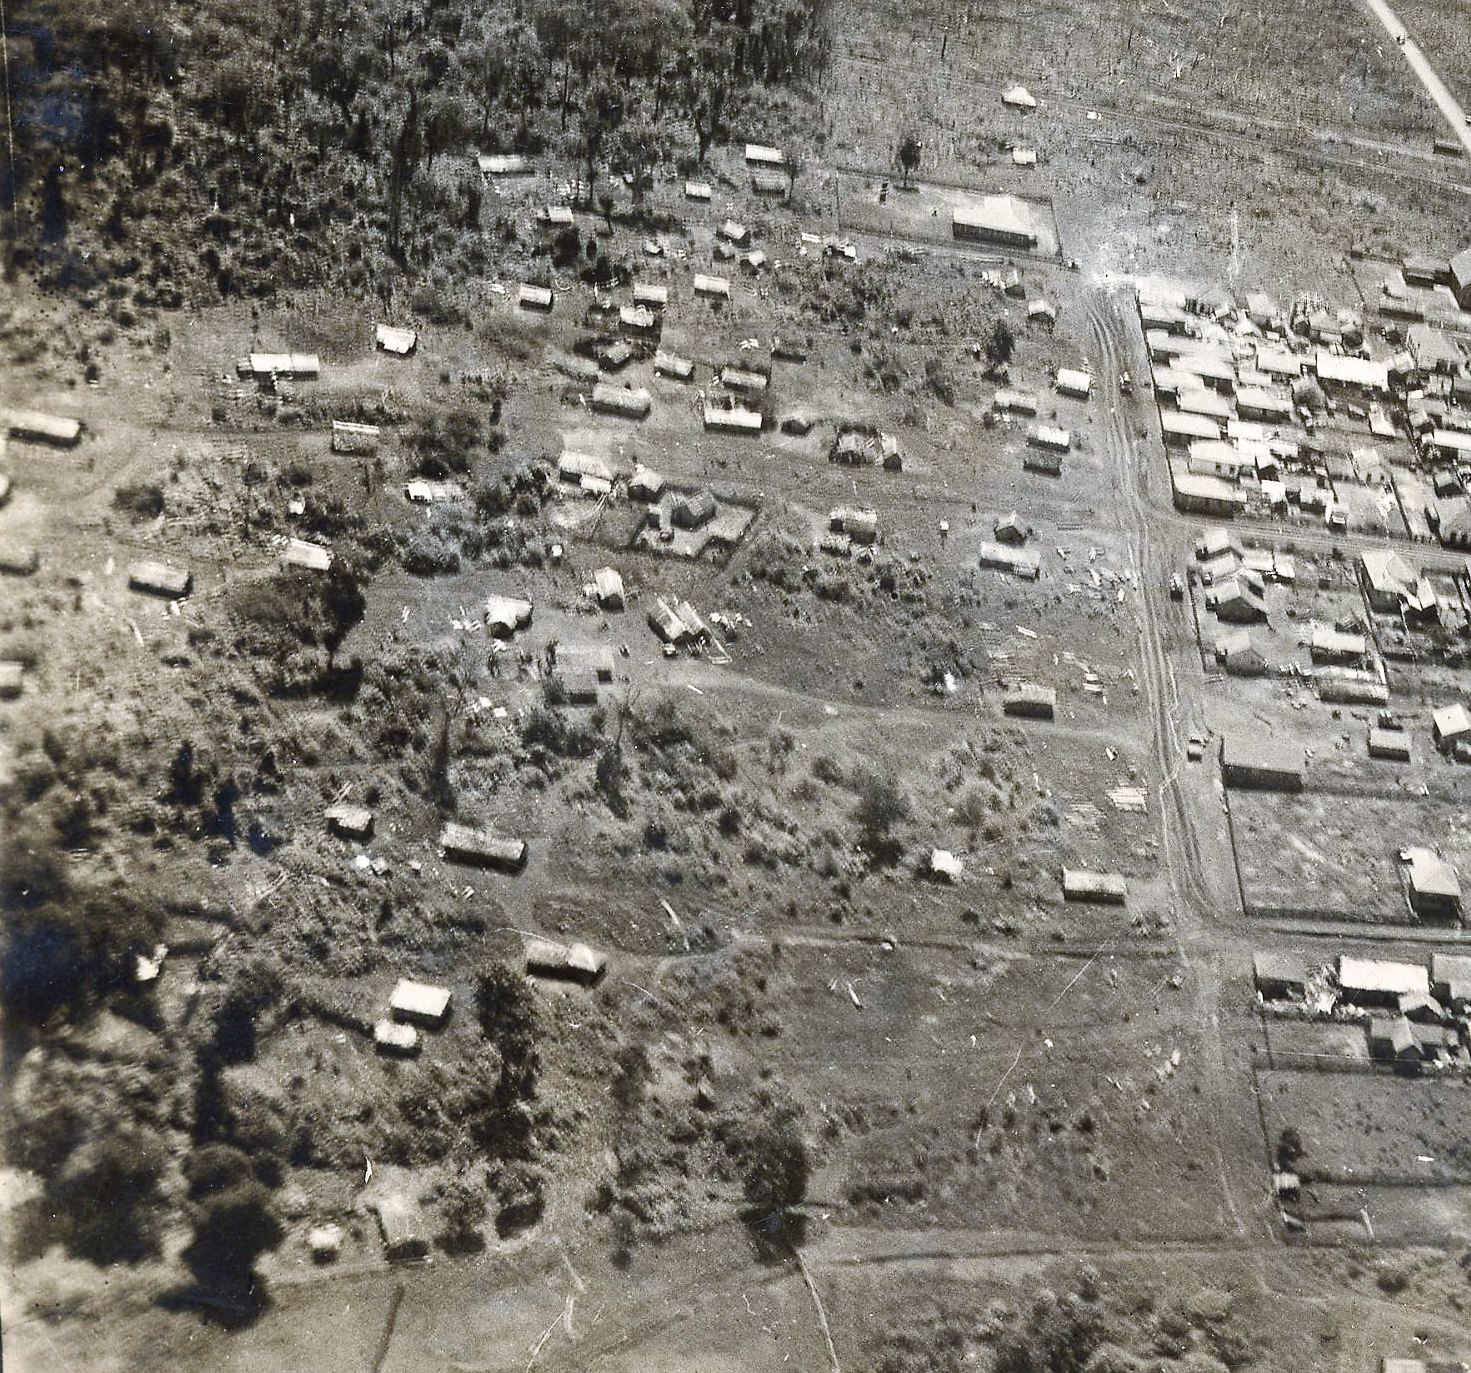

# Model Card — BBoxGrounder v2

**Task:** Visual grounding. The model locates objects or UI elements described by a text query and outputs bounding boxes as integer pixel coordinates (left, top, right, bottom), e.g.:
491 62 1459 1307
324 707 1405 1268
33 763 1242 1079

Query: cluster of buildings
1256 948 1471 1067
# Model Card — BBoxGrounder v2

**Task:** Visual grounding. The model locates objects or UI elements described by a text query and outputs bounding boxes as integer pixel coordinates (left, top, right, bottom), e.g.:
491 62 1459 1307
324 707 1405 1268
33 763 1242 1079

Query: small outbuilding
0 661 23 700
1432 704 1471 749
4 408 82 446
1002 683 1056 719
439 822 528 871
0 542 40 576
1404 847 1461 921
128 561 193 599
1220 735 1303 790
1338 955 1429 1007
373 1020 420 1055
1253 952 1310 1001
374 324 418 355
518 283 554 311
1055 368 1094 398
372 1192 429 1261
524 937 607 985
1368 1015 1419 1063
484 595 534 638
1368 727 1411 761
1061 869 1127 904
325 804 375 841
390 978 452 1027
654 351 695 381
591 384 652 419
331 420 381 454
593 567 625 611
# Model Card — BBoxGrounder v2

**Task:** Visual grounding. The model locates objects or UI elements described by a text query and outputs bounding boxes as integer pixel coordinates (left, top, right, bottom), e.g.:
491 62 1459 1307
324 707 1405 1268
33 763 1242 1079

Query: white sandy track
1355 0 1471 159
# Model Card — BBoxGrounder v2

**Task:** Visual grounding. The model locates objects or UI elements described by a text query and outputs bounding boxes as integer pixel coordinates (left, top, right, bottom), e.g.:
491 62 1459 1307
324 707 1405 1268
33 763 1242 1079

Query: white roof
930 849 964 879
684 181 713 199
375 323 417 354
374 1020 419 1051
1001 84 1037 108
1031 424 1071 449
1432 703 1471 738
744 143 785 165
1430 429 1471 453
477 153 529 175
593 566 624 600
390 978 452 1021
1338 956 1429 998
1176 388 1234 420
1406 847 1460 900
1162 411 1222 439
1055 368 1093 396
283 538 332 571
1012 148 1037 165
1315 351 1389 391
692 273 731 296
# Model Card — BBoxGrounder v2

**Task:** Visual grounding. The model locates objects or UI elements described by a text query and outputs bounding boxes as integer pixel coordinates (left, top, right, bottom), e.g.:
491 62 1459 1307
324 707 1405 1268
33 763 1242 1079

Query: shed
1405 847 1461 921
325 803 374 841
331 420 381 454
517 283 554 311
930 849 964 882
648 599 691 645
703 402 762 432
4 409 83 446
484 595 534 638
283 538 332 572
721 365 769 394
951 196 1038 248
1432 704 1471 749
718 219 750 245
390 978 452 1026
672 490 717 529
560 646 615 683
744 143 786 166
559 451 615 484
684 180 713 200
653 351 695 381
1220 735 1303 790
693 274 731 298
525 937 607 985
751 170 789 197
1002 683 1056 719
831 506 879 543
628 466 666 502
1026 298 1056 324
593 567 625 611
1431 953 1471 1004
591 384 652 419
1368 1016 1419 1062
1055 368 1093 398
977 541 1042 580
1029 425 1071 452
537 204 574 226
1001 85 1037 108
1309 627 1365 663
993 511 1028 545
128 561 192 598
0 661 23 700
1012 147 1038 166
1061 869 1128 904
1368 727 1411 761
0 542 40 576
1161 411 1222 444
372 1192 429 1261
477 153 530 175
1253 952 1309 1000
1023 449 1063 477
619 305 659 335
373 1020 420 1055
1338 956 1429 1007
632 283 669 309
246 353 320 379
993 388 1039 415
439 822 528 871
374 324 418 355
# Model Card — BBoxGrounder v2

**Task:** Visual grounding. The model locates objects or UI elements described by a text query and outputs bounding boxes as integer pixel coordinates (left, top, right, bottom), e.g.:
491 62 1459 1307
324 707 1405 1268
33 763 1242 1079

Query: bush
739 1107 809 1219
50 1127 166 1264
113 482 166 518
475 963 540 1100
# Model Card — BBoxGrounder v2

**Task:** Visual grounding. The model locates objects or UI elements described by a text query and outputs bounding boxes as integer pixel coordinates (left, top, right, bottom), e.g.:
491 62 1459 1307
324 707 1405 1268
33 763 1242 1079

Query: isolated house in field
524 937 607 985
390 978 452 1027
0 661 23 699
325 803 374 841
1253 952 1310 1000
1061 869 1127 904
372 1191 429 1261
977 541 1042 580
375 324 417 355
1002 683 1055 719
720 364 769 394
1055 368 1093 399
331 420 380 454
484 595 533 638
951 196 1038 249
1368 727 1411 761
1337 955 1429 1008
591 384 652 419
244 353 320 379
1431 703 1471 749
1220 734 1303 790
282 538 332 572
1023 448 1064 476
653 350 695 381
4 408 82 446
439 822 528 871
1404 848 1461 921
128 561 192 598
518 283 554 311
831 506 879 543
592 566 625 611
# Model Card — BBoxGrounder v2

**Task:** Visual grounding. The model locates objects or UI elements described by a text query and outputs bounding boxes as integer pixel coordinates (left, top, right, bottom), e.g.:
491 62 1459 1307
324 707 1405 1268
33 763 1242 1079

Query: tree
475 963 540 1100
437 1172 487 1252
181 1145 283 1319
897 133 921 187
51 1128 166 1264
984 317 1016 367
741 1108 809 1238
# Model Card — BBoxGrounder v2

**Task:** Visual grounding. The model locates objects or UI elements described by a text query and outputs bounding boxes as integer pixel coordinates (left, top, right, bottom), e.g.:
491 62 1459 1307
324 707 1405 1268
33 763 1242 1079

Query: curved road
1355 0 1471 159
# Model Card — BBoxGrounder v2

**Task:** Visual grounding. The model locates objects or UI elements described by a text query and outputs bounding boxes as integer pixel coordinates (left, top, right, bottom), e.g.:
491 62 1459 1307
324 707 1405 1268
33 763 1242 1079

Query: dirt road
1354 0 1471 158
